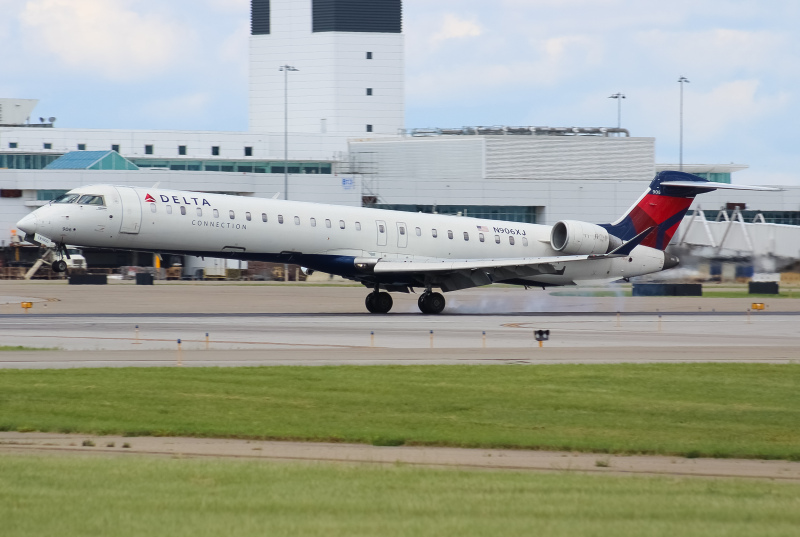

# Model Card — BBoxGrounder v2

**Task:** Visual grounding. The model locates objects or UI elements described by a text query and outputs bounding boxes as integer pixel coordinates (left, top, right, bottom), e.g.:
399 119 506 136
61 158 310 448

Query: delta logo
144 193 155 202
143 193 211 206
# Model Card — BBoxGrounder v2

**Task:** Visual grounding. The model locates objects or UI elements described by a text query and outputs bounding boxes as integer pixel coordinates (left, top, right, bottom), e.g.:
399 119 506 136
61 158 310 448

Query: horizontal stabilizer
659 181 781 192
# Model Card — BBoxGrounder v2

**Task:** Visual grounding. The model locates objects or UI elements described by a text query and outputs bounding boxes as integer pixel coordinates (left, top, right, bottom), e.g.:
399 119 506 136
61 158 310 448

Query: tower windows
244 146 253 157
145 145 153 155
211 146 220 156
366 124 373 132
366 51 372 59
366 88 373 96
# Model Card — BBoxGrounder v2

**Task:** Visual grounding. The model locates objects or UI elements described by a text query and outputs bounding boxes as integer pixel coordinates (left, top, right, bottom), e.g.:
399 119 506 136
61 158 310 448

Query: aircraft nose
16 213 38 236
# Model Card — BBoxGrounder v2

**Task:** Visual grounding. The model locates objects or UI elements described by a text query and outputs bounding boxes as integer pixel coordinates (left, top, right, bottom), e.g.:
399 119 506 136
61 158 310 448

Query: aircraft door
396 222 408 248
376 220 387 246
115 187 142 234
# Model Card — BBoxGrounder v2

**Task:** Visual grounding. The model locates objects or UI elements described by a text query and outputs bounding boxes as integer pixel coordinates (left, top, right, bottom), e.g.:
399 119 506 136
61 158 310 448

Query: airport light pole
279 65 299 200
678 76 690 171
608 93 625 130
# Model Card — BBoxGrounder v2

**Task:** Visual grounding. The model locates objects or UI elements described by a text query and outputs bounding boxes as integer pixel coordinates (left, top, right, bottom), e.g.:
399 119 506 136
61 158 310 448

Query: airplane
15 170 776 314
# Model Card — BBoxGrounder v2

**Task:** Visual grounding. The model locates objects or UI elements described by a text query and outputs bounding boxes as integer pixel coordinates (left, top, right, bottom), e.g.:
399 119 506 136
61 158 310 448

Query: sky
1 0 798 185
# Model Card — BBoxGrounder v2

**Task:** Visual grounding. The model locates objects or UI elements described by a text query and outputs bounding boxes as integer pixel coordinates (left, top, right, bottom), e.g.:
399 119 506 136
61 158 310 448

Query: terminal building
1 0 799 272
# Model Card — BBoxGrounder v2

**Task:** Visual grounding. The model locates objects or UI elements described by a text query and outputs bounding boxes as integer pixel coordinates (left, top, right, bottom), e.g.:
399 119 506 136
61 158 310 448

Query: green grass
701 291 795 299
1 455 799 537
0 345 56 351
1 365 799 460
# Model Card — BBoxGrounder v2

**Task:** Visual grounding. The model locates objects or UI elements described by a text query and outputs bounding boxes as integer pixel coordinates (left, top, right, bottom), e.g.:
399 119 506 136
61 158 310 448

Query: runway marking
23 334 372 349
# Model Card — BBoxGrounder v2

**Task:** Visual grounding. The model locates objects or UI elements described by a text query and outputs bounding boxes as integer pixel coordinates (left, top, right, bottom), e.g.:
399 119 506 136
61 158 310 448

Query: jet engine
550 220 622 255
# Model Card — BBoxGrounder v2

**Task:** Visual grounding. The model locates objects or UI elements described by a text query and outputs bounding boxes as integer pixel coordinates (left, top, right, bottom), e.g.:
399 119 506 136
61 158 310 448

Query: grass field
1 454 799 537
0 345 56 351
1 364 798 460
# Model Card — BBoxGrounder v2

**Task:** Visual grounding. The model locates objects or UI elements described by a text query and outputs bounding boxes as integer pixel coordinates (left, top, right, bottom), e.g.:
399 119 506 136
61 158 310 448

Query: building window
366 52 372 59
244 146 253 157
246 212 252 221
366 88 373 96
8 142 17 149
111 144 120 152
211 146 220 156
44 143 52 150
78 143 86 151
366 124 373 132
178 145 187 156
262 213 268 222
144 145 153 155
294 216 300 225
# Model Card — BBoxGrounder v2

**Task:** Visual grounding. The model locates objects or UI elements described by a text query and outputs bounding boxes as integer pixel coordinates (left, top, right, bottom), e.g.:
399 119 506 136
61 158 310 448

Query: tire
418 294 431 314
365 293 377 313
374 292 393 313
427 292 446 314
53 259 67 273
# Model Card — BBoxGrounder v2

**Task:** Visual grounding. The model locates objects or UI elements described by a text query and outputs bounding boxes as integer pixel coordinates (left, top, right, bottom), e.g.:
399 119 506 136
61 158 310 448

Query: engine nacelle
550 220 621 255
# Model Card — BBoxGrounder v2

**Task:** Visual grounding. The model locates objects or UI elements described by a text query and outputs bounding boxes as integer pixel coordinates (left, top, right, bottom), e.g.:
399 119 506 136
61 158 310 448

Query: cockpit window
53 194 80 204
77 195 105 206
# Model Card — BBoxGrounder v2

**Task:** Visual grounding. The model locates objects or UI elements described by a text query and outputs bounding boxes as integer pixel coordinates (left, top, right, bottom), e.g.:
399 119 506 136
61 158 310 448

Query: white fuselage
18 185 667 288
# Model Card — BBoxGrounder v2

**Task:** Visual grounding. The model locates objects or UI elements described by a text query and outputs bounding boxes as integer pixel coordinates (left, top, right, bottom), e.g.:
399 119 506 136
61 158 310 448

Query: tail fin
601 171 719 250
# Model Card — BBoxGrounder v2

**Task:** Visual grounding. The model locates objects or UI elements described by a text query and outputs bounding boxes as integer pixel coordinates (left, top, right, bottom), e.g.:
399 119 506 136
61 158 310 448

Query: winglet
608 226 655 256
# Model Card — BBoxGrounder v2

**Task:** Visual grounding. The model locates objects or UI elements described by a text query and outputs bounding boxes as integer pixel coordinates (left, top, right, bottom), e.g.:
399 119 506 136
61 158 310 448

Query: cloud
18 0 196 81
140 92 212 122
431 13 482 45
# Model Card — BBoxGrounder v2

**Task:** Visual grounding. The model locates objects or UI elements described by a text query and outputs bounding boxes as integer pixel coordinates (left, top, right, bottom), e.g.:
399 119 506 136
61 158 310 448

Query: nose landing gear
51 243 70 273
418 290 445 314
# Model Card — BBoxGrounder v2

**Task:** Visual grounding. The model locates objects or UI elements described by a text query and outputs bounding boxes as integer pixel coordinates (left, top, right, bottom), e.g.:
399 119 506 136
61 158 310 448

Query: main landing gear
418 290 445 314
364 287 446 314
365 290 393 314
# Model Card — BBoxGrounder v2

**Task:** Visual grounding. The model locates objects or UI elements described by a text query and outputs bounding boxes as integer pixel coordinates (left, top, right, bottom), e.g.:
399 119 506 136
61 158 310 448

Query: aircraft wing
373 254 590 274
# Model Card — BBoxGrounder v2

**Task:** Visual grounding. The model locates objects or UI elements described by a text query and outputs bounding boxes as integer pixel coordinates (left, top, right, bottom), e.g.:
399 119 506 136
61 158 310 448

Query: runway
0 281 798 368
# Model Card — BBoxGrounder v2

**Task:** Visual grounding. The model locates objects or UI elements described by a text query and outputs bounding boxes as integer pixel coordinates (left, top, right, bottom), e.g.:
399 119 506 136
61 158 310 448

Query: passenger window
262 213 267 222
339 220 345 229
213 209 219 218
379 224 385 233
229 210 235 219
355 222 361 231
399 226 405 235
166 205 173 215
294 216 301 225
278 215 284 224
150 203 156 213
326 219 332 228
522 237 528 246
495 235 501 244
180 206 186 216
415 227 421 236
196 207 202 217
479 233 485 242
447 230 453 239
432 229 437 238
509 236 515 245
246 212 252 221
310 218 316 227
463 232 469 241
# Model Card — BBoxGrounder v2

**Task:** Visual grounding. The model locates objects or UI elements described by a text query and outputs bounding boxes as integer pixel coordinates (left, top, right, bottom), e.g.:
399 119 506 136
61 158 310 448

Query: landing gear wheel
418 291 445 314
365 291 393 314
52 259 67 273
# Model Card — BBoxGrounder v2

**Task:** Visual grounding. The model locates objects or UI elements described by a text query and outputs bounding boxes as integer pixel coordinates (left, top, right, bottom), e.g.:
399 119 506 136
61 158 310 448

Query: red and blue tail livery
602 171 755 250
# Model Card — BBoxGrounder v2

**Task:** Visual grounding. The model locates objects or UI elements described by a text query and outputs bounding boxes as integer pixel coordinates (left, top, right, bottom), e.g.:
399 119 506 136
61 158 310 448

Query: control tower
249 0 404 138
